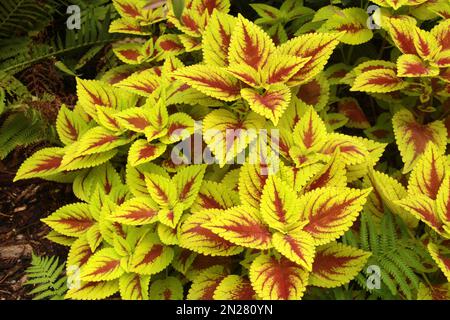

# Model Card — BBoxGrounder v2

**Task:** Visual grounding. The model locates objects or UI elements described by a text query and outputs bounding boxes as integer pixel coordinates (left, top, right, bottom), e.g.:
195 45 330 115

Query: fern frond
0 5 117 75
0 0 63 38
355 212 433 300
25 253 67 300
0 113 47 159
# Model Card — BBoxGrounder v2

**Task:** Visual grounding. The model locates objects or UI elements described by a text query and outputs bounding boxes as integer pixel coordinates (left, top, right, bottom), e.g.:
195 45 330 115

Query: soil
0 145 75 300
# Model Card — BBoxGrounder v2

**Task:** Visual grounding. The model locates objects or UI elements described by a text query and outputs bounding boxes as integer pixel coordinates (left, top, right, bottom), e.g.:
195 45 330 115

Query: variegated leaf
392 109 447 173
205 205 272 250
179 210 244 256
300 187 371 245
249 254 309 300
309 242 371 288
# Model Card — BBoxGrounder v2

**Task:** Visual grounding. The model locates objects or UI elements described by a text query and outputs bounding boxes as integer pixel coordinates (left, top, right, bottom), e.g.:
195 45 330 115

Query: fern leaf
25 253 68 300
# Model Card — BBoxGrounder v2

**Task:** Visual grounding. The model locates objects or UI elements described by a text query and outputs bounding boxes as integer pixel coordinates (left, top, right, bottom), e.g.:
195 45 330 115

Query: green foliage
25 254 68 300
4 0 450 301
344 212 436 300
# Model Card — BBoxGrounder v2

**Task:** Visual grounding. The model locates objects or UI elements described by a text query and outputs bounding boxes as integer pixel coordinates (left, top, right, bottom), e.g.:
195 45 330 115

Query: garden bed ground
0 146 74 300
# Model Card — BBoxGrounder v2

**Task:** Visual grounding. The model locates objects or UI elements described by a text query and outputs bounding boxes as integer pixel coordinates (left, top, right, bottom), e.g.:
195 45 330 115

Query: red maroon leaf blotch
139 145 157 160
30 156 63 173
297 79 321 105
118 49 141 61
135 245 164 268
312 251 354 278
87 260 121 277
58 217 94 232
118 3 141 18
255 257 302 300
159 40 184 51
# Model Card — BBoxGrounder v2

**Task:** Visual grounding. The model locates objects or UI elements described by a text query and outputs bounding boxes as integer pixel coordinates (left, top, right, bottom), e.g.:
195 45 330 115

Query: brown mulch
0 146 76 300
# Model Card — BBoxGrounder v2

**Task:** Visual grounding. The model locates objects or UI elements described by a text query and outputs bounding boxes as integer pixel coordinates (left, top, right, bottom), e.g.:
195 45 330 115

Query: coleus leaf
113 40 155 65
392 109 447 173
241 84 291 125
76 78 137 122
116 107 153 133
56 105 89 145
128 140 167 166
412 28 440 61
155 34 185 60
115 69 161 97
46 231 75 247
397 195 443 234
113 0 165 22
205 205 272 250
187 266 227 300
167 6 207 38
302 151 347 193
86 224 102 252
130 232 174 275
249 254 309 300
295 75 330 112
60 148 118 172
300 187 371 245
119 273 150 300
321 8 373 45
67 235 94 269
179 210 244 256
95 106 122 133
407 143 446 199
351 68 407 93
81 248 125 282
191 180 240 213
72 126 131 157
417 283 450 300
319 133 369 166
145 173 178 208
397 54 440 77
276 32 341 86
343 59 397 85
65 280 119 300
110 197 159 225
292 106 328 153
431 19 450 51
250 3 281 23
160 112 194 144
202 11 236 67
238 161 272 208
264 55 310 86
203 109 265 166
436 176 450 235
260 175 300 232
14 148 64 181
428 242 450 282
109 18 152 36
337 97 370 129
272 231 315 271
385 17 418 55
309 242 371 288
126 162 169 198
158 223 179 245
366 168 418 228
149 277 184 300
173 164 207 209
173 64 241 101
42 203 95 238
179 34 202 52
228 15 275 70
213 275 257 300
73 162 123 202
98 201 129 247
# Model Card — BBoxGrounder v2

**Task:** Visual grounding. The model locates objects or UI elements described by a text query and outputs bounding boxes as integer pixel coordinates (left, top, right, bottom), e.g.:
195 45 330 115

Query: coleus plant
14 0 450 300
